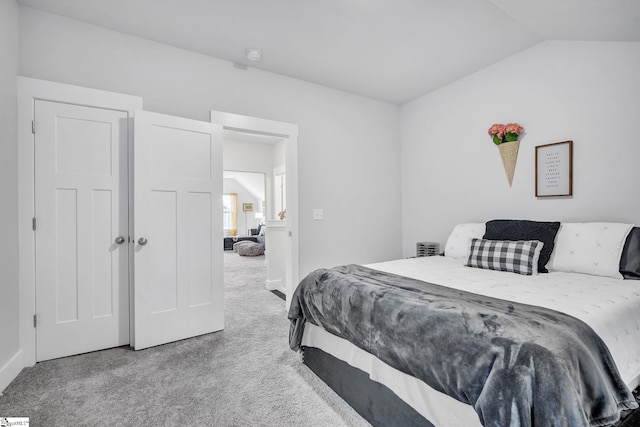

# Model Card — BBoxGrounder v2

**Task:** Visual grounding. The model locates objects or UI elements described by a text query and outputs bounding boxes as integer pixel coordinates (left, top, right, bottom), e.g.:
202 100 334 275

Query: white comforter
369 256 640 388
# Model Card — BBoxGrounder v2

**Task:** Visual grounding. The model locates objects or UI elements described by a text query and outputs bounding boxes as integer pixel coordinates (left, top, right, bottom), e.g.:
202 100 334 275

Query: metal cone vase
497 141 520 187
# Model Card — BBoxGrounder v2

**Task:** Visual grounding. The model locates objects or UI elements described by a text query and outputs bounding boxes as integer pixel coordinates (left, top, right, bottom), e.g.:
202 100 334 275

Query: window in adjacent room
274 170 286 220
223 193 238 236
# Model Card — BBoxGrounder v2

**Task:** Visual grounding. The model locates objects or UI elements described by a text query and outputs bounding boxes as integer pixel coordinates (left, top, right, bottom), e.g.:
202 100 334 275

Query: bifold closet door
34 100 130 361
133 110 224 350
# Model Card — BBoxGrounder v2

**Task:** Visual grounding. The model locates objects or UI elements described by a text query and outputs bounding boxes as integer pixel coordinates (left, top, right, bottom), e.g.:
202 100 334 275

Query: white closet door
34 100 130 361
133 110 224 350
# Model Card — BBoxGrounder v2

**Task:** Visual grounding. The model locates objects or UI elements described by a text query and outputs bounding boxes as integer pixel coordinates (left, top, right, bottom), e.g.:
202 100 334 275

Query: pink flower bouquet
488 123 524 145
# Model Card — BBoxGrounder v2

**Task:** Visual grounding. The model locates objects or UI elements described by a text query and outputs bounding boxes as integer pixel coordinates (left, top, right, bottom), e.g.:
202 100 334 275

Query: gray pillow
620 227 640 279
484 220 561 273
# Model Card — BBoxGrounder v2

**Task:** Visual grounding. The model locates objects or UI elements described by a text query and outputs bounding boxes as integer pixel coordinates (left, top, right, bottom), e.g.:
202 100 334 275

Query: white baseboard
265 279 283 293
0 349 24 393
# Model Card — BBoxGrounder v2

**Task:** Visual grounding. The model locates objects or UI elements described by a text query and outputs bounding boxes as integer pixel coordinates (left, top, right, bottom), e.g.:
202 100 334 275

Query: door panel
149 125 212 179
92 189 115 317
54 188 78 323
188 192 213 307
55 116 113 176
133 110 223 350
35 100 129 361
149 190 178 313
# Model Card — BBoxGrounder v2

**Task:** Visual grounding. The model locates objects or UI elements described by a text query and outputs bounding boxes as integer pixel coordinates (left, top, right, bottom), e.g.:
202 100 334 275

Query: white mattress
300 256 640 426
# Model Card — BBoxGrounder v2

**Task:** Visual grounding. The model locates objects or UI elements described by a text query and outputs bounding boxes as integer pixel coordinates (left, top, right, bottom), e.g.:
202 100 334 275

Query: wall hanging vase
497 140 520 187
488 123 524 187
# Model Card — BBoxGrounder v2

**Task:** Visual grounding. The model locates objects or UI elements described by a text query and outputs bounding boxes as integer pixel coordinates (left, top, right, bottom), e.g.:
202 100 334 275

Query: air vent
416 241 439 257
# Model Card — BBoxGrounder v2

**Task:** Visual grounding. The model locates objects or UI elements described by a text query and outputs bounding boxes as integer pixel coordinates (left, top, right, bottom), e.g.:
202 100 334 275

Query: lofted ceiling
223 171 265 204
16 0 640 104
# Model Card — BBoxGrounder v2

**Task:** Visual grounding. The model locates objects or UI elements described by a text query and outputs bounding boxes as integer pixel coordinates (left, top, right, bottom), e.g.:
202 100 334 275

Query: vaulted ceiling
16 0 640 104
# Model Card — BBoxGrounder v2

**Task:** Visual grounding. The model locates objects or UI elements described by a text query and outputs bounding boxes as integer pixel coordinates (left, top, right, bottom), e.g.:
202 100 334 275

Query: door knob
138 237 148 246
114 236 126 244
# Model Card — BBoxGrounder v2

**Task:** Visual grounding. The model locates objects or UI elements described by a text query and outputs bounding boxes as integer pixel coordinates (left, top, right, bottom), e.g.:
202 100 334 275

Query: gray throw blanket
288 264 638 427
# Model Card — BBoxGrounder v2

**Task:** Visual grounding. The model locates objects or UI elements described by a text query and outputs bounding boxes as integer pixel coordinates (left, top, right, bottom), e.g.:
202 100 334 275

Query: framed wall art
535 140 573 197
242 202 254 212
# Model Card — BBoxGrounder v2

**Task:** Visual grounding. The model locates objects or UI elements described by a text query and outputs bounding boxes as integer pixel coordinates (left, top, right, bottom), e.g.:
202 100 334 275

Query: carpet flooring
3 253 640 426
0 252 370 426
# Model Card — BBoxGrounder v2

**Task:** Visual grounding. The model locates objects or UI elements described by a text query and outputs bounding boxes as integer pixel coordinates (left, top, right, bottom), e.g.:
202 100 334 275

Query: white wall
18 7 402 277
273 140 286 171
400 41 640 256
223 139 274 176
223 139 273 222
272 140 286 220
223 178 262 235
0 0 21 391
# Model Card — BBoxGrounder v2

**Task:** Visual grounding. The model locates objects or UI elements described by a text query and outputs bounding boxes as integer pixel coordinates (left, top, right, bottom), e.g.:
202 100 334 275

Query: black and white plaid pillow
466 239 544 275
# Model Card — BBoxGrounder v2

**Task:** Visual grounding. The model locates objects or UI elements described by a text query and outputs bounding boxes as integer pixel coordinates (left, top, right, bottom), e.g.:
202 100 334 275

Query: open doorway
222 168 271 302
220 127 288 301
223 170 266 238
221 131 274 268
212 111 299 310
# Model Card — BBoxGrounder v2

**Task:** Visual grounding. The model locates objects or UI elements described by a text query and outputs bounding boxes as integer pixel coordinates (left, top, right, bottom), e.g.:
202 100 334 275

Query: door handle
114 236 126 245
138 237 148 246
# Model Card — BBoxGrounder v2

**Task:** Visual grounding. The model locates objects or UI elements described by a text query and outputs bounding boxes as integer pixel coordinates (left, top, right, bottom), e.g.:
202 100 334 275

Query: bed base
303 346 640 427
302 346 433 427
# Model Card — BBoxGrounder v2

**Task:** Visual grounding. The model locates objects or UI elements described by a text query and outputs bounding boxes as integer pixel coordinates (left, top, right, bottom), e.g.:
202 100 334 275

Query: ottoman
225 236 258 250
232 241 252 252
235 242 265 256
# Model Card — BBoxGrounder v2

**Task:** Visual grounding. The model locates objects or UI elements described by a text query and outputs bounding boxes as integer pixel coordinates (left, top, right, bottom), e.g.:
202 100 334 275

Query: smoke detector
246 49 262 61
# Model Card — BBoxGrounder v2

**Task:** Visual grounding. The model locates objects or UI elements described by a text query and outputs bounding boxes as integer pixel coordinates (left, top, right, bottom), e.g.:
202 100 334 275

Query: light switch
313 208 324 220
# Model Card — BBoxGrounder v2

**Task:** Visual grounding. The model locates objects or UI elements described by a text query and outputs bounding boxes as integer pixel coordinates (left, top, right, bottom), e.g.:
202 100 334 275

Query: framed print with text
535 140 573 197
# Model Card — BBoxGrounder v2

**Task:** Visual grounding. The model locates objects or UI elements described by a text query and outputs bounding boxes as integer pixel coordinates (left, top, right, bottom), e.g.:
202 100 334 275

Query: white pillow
444 223 486 259
548 222 634 279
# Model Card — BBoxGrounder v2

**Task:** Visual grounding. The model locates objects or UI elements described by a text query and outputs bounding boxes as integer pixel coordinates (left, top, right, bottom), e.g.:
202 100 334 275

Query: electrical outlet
313 208 324 220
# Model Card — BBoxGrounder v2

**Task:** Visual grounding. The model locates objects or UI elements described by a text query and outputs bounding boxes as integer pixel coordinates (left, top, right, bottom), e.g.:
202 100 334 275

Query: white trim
265 279 284 292
18 77 142 366
210 111 298 138
0 350 23 393
210 111 299 310
264 221 287 293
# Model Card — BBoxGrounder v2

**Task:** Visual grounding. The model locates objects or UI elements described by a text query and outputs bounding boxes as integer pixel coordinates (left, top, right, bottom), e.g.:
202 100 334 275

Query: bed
288 220 640 427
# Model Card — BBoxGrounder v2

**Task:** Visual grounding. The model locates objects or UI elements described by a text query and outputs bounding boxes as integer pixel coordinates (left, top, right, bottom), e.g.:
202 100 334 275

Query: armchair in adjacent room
250 224 266 245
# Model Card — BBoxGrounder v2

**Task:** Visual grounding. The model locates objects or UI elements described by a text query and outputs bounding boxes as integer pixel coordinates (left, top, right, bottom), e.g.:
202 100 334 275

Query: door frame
17 77 142 366
210 111 299 310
